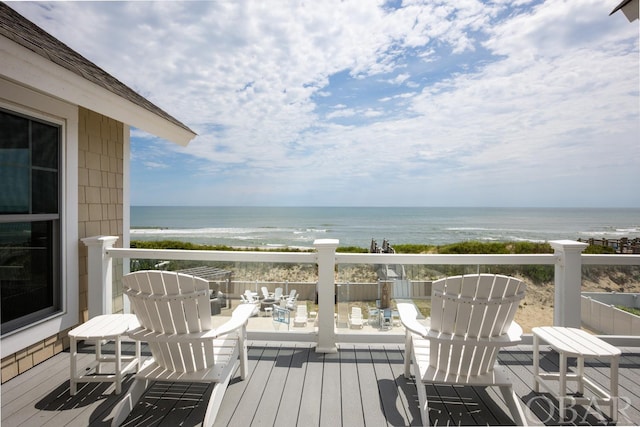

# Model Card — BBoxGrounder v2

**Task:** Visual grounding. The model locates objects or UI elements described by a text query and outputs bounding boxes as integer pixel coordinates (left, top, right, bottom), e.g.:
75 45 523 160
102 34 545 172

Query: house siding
1 107 125 383
78 107 125 321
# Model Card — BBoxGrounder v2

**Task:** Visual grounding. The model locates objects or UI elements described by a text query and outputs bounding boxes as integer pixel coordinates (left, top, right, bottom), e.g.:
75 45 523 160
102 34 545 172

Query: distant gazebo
177 266 233 312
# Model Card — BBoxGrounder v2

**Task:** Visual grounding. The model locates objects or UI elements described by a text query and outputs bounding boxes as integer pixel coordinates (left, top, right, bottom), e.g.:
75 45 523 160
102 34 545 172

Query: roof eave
610 0 639 22
0 36 196 146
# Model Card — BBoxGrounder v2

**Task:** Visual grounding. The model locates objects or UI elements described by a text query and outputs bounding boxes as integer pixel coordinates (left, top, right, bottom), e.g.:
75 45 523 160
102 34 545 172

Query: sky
9 0 640 208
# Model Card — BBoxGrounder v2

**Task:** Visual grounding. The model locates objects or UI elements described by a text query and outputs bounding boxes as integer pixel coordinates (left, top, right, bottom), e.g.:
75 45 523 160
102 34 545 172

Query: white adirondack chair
367 306 380 326
244 289 259 303
111 271 255 427
348 307 364 329
261 286 271 299
380 308 393 330
284 289 297 310
293 304 308 327
397 274 528 427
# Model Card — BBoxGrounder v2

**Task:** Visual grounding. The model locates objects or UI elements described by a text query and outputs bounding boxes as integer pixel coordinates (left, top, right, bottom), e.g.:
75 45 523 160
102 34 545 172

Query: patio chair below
284 289 298 310
380 308 393 330
293 304 308 327
261 286 271 299
349 307 364 329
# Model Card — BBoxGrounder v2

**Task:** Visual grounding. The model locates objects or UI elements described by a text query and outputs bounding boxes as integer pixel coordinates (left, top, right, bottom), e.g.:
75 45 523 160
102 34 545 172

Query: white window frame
1 78 79 357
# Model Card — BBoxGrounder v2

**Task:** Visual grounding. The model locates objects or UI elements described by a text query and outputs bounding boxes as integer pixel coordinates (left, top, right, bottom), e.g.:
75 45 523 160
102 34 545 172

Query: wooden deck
2 341 639 426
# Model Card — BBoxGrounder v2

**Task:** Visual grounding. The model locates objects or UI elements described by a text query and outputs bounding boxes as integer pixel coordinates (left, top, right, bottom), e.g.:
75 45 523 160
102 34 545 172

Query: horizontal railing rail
581 254 640 265
84 237 640 351
107 247 317 263
336 253 558 265
106 247 640 266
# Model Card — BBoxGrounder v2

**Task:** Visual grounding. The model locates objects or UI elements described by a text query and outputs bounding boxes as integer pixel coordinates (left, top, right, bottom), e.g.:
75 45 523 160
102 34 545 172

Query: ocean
129 206 640 250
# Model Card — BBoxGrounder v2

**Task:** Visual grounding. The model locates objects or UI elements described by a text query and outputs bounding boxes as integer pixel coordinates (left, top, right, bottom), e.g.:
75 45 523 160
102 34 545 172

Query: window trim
1 78 78 357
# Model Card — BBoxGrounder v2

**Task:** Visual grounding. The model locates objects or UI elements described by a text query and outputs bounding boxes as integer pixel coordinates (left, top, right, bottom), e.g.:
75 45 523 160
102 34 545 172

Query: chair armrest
397 303 428 336
214 303 255 336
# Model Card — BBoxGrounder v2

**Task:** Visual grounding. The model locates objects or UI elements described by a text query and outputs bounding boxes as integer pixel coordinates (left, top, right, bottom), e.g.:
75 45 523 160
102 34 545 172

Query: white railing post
82 235 119 318
550 240 588 328
314 239 339 353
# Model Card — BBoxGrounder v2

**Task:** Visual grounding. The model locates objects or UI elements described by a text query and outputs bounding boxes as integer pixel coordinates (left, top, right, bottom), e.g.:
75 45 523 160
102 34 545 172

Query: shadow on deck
2 342 639 426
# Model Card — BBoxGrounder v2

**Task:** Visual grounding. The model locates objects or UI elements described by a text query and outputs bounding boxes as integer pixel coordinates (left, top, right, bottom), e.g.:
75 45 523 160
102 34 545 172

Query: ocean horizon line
130 206 640 249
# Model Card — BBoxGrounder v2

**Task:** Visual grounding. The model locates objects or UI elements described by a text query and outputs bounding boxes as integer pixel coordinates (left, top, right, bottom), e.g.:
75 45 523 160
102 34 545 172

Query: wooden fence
226 280 433 302
579 237 640 254
581 293 640 335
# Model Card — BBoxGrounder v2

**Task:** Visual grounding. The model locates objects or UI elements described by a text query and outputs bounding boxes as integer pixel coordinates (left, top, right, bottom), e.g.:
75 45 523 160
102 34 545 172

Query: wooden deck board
218 344 268 426
1 342 639 427
320 350 342 426
1 345 74 395
2 352 118 427
371 346 410 426
298 345 324 427
271 343 312 427
157 382 211 427
384 345 422 426
253 344 293 426
618 348 640 393
434 383 478 425
212 344 261 426
242 344 281 425
338 345 366 426
354 345 389 427
481 386 522 425
500 346 551 426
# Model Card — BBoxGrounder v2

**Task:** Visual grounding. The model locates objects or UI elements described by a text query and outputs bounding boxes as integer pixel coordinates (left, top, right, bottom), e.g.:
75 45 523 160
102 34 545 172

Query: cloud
141 161 170 170
388 73 411 85
10 0 639 207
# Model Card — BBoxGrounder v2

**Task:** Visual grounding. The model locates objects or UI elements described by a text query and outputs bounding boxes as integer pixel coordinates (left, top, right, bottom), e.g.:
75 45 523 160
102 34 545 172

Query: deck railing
83 237 640 352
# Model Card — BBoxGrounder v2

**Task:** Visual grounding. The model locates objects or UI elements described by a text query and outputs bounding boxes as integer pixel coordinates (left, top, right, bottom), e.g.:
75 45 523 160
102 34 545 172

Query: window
0 108 61 334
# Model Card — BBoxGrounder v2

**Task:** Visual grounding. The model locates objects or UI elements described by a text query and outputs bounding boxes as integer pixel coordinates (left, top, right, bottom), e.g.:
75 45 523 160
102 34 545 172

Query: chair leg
203 360 238 427
111 378 148 427
238 329 248 380
70 337 78 396
499 385 528 427
404 332 413 379
416 380 430 427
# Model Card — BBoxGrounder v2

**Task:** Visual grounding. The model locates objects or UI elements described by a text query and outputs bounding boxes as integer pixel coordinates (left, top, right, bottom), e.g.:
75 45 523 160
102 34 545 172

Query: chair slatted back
123 270 214 373
244 290 257 303
429 274 526 377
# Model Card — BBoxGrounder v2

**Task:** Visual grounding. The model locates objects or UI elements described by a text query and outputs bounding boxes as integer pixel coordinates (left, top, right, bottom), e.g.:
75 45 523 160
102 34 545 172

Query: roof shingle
0 2 195 136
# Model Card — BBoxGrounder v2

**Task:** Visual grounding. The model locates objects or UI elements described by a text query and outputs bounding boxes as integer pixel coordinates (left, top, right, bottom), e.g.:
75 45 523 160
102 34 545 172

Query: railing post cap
549 240 589 251
81 235 119 246
313 239 339 248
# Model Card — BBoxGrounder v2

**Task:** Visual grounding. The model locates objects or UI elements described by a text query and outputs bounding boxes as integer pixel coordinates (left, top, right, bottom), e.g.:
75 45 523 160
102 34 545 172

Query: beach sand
516 275 640 333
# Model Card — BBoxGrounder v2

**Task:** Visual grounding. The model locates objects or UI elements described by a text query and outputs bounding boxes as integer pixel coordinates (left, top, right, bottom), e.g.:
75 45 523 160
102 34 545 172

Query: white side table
532 326 621 422
69 314 141 395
